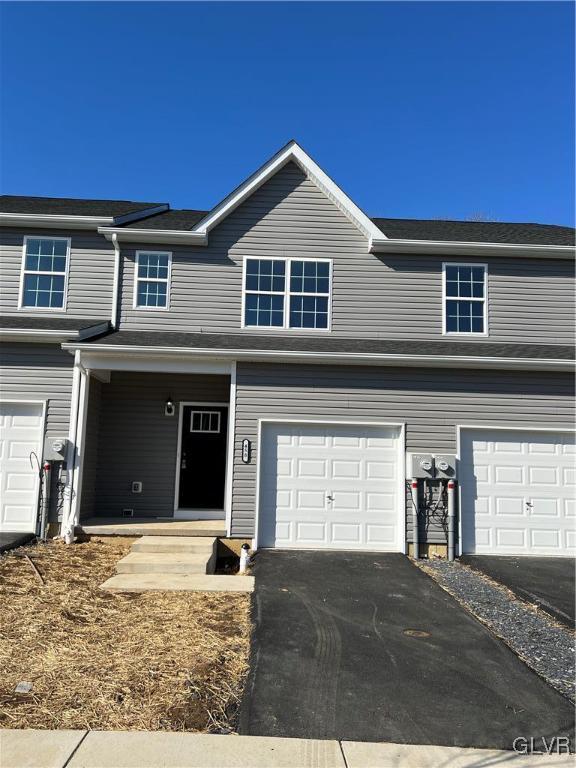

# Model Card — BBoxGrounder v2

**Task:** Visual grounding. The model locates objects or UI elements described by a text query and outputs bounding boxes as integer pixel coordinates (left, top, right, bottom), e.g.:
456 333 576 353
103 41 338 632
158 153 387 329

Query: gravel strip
418 559 575 702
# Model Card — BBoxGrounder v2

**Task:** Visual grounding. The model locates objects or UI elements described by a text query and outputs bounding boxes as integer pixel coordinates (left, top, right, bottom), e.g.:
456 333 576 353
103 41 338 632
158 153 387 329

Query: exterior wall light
165 397 175 417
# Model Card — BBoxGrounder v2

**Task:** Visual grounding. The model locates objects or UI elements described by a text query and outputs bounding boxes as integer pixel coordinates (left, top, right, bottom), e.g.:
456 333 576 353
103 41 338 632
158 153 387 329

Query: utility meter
410 454 435 479
43 436 68 461
434 455 457 479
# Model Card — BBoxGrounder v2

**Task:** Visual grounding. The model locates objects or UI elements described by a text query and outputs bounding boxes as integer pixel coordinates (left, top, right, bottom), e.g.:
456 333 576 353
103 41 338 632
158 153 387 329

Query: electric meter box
434 455 457 479
43 436 69 461
410 454 435 479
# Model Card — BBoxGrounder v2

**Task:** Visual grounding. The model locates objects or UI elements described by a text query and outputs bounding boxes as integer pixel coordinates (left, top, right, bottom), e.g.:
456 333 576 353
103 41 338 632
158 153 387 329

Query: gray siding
0 342 75 521
231 362 575 541
0 228 115 319
0 342 74 437
90 372 230 518
118 162 574 344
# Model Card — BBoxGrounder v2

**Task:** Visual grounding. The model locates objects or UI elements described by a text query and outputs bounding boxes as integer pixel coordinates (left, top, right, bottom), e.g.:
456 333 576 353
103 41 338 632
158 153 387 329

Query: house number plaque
242 439 251 464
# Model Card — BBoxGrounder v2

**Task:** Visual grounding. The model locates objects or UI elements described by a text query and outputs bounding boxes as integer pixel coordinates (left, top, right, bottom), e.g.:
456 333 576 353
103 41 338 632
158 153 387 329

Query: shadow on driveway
239 551 574 749
460 555 575 628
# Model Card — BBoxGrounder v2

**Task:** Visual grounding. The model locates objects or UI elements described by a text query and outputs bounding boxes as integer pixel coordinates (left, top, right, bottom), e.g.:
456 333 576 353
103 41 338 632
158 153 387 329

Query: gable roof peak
191 140 387 245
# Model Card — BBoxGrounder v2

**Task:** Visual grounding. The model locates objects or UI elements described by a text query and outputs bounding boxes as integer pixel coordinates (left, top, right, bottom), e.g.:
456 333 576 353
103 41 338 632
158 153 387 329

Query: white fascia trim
61 342 574 372
1 206 169 231
371 238 574 259
0 321 109 342
191 140 385 246
98 226 207 245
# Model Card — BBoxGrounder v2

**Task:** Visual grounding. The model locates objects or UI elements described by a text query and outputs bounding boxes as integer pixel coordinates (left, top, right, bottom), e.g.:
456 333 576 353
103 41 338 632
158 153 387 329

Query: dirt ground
0 537 251 731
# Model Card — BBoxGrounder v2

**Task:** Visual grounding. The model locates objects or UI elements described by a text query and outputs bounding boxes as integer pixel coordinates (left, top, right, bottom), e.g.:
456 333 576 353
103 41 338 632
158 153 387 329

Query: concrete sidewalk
1 730 573 768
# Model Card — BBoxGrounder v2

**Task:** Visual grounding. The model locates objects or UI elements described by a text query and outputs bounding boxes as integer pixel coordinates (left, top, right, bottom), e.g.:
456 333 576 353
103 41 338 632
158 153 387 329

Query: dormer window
134 251 171 309
443 263 487 335
243 257 332 330
20 237 69 310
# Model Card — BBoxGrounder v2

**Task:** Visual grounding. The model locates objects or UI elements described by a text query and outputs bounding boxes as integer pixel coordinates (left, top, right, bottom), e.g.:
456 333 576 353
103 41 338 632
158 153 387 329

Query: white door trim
456 424 576 557
253 418 406 551
0 399 47 534
174 400 230 518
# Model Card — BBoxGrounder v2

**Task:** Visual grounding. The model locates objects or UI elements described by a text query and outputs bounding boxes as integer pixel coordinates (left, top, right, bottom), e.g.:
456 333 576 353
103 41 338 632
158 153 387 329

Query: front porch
64 349 237 539
76 517 226 537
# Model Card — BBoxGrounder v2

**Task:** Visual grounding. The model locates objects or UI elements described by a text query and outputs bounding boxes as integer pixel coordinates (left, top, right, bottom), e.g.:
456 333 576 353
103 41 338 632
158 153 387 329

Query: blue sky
1 1 574 225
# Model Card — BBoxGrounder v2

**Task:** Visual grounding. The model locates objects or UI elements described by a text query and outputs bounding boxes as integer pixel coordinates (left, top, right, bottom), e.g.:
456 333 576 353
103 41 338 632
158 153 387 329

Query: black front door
178 405 228 510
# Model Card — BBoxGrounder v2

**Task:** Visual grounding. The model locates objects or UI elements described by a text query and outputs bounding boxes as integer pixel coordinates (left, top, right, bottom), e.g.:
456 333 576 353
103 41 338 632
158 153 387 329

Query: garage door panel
461 428 575 556
259 423 401 551
0 402 44 533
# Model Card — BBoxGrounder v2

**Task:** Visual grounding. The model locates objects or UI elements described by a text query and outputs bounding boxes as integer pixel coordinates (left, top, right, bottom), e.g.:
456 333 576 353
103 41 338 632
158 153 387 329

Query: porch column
60 352 90 541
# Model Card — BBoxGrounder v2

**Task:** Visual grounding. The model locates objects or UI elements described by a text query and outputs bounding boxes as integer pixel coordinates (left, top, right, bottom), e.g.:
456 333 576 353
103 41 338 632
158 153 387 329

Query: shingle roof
2 195 573 245
0 195 165 218
122 209 207 230
0 315 110 339
371 218 575 246
82 330 574 362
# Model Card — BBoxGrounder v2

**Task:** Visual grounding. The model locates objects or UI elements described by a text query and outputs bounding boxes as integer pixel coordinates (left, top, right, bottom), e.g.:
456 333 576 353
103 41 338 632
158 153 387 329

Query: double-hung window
243 258 331 330
443 263 487 334
20 237 69 310
134 251 171 309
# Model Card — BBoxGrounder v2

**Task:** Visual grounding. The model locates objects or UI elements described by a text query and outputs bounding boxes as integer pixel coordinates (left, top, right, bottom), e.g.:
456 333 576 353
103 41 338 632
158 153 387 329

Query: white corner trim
371 238 574 259
191 141 385 246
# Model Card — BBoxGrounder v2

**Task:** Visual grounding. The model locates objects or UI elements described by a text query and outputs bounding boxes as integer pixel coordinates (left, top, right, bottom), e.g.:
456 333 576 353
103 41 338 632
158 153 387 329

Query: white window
134 251 171 309
443 263 487 334
243 258 331 330
20 237 69 310
190 410 221 433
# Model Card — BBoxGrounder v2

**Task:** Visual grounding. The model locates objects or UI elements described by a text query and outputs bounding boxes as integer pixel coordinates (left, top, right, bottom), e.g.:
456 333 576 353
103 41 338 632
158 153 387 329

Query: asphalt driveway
461 555 575 628
239 551 574 749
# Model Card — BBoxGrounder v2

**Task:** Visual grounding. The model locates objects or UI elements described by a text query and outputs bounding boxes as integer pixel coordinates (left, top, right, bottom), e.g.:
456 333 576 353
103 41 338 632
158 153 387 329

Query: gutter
98 227 207 246
60 342 574 373
370 238 575 259
0 321 110 342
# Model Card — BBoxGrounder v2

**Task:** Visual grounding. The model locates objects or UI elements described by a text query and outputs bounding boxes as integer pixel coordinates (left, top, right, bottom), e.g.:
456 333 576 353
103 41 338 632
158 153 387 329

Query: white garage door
460 429 575 556
258 423 402 551
0 402 44 533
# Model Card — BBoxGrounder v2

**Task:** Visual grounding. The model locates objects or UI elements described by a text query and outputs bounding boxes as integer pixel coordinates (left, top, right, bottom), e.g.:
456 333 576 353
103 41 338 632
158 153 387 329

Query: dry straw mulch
0 537 251 731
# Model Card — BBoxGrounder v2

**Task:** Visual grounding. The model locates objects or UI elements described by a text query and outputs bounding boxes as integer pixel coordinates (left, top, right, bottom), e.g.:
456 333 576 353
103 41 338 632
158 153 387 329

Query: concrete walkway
1 730 573 767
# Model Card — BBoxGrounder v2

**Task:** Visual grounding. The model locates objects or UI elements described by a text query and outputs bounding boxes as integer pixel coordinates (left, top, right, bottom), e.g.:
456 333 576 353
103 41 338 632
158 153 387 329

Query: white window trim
133 250 172 311
442 262 488 336
189 409 221 433
18 235 71 312
241 256 333 332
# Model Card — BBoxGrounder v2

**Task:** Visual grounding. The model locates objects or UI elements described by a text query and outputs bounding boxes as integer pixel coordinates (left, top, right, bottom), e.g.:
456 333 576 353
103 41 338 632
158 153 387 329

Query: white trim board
64 343 574 373
252 418 406 553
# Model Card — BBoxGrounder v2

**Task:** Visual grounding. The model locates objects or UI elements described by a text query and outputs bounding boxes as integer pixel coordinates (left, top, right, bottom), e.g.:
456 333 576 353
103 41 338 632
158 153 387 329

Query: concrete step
77 518 226 537
131 536 216 554
100 573 254 593
115 552 213 575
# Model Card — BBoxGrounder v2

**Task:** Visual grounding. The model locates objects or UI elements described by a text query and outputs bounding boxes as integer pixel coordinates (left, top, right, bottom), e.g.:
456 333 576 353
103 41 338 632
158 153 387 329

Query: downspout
111 232 121 328
447 479 456 561
411 478 419 559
